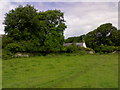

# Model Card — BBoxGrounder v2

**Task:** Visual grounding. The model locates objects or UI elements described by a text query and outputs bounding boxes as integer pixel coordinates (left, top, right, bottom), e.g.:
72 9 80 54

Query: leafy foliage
64 23 119 53
94 45 118 53
3 5 66 55
2 35 13 48
2 49 13 60
84 23 119 50
61 45 94 55
4 5 38 41
5 43 25 53
65 35 85 43
3 4 119 58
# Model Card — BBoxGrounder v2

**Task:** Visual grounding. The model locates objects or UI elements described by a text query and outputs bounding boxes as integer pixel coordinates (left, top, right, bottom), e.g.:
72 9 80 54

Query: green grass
2 54 118 88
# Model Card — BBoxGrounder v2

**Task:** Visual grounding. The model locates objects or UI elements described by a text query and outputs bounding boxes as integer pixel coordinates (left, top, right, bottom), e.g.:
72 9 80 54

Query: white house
63 41 87 48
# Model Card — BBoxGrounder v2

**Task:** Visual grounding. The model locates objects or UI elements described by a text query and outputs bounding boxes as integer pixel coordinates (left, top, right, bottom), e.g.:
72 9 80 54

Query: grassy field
2 54 118 88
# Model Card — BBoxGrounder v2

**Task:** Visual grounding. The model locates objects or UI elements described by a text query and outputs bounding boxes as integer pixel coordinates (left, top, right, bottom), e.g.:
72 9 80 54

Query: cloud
0 0 18 34
0 1 9 34
63 2 118 38
0 2 118 39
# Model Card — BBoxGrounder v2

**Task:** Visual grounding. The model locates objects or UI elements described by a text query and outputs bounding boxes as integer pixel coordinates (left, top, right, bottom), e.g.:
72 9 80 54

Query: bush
85 48 94 52
66 45 79 53
2 49 13 60
84 47 95 54
2 35 13 48
94 45 118 53
61 45 95 55
5 43 25 53
118 46 120 51
61 45 76 53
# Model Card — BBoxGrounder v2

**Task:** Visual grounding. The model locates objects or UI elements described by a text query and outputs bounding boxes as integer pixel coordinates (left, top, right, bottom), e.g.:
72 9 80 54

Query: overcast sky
0 1 118 39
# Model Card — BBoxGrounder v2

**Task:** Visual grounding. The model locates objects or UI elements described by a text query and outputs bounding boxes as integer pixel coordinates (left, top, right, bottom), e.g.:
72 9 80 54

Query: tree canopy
64 23 119 52
65 35 85 43
3 5 67 53
3 4 119 55
84 23 119 50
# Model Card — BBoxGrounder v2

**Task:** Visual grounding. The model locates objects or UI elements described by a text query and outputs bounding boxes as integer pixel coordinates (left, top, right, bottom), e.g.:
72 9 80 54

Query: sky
0 0 118 39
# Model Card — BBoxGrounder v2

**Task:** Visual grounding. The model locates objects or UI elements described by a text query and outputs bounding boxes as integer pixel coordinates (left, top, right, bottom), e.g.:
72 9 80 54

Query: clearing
2 54 118 88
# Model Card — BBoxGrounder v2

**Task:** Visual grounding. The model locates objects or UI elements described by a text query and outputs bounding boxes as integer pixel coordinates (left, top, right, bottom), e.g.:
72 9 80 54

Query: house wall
63 42 87 48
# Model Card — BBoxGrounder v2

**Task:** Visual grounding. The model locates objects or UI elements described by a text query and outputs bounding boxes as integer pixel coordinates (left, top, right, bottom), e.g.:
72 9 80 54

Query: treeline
65 35 85 43
2 5 119 59
2 5 67 59
65 23 120 53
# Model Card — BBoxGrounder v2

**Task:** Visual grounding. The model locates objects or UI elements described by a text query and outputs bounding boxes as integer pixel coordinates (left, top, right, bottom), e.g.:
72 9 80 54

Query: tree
85 23 118 50
65 35 85 43
4 5 38 41
117 30 120 46
3 5 66 53
33 10 67 52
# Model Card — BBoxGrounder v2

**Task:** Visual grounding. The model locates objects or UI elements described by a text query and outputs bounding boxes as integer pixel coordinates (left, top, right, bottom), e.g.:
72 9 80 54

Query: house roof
75 43 83 46
63 43 84 46
63 43 72 46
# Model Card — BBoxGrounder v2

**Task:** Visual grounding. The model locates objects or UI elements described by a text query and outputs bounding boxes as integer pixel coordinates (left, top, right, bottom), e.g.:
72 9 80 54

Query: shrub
2 49 13 60
118 46 120 51
5 43 25 53
85 48 94 52
65 45 79 53
61 45 95 55
2 35 14 48
94 45 118 53
61 46 67 52
84 48 95 54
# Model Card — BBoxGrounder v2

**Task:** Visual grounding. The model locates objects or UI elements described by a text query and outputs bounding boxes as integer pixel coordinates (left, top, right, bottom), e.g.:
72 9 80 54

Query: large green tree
4 5 38 41
3 5 66 53
85 23 118 49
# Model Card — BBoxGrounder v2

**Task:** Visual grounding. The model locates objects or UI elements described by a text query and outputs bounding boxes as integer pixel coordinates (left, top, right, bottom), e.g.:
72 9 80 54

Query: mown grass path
2 54 118 88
